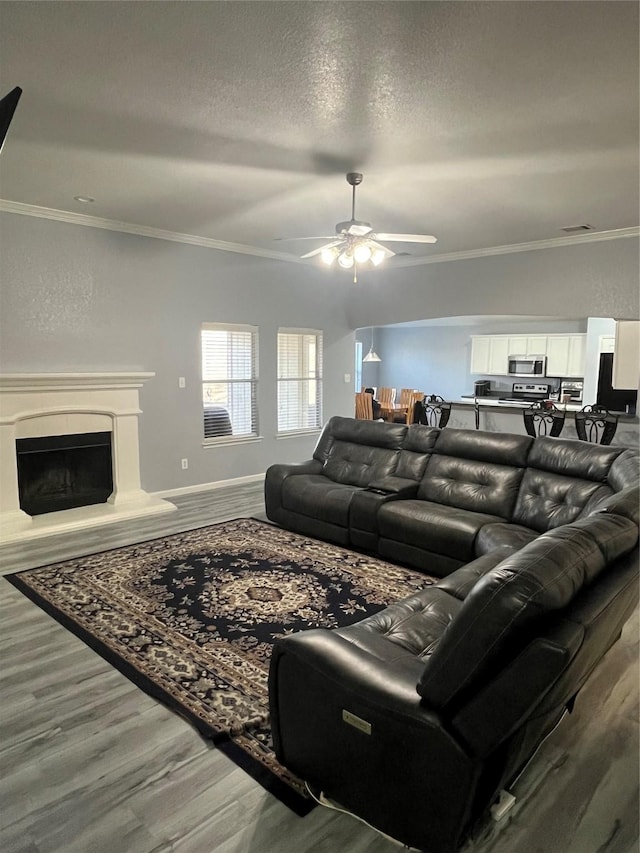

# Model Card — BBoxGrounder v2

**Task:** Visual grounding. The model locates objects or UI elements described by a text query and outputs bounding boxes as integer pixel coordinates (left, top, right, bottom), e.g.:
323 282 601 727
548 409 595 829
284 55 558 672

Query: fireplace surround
0 373 175 541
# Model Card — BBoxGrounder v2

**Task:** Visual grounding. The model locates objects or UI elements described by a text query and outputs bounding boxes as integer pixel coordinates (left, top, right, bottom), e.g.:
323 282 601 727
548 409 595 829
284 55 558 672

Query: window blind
201 323 258 438
277 329 323 432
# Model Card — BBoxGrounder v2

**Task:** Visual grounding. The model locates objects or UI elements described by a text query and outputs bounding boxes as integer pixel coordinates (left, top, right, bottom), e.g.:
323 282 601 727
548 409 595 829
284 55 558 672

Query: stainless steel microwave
508 355 546 377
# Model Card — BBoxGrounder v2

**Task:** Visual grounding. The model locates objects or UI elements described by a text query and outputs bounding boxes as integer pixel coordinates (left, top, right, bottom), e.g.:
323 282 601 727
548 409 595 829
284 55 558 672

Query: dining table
380 403 409 422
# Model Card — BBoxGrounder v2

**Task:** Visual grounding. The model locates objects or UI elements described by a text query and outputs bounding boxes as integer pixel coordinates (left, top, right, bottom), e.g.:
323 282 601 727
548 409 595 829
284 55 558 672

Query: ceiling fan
277 172 437 281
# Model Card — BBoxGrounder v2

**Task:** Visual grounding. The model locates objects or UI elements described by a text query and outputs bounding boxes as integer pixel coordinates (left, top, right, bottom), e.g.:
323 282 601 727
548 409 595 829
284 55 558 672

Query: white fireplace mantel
0 372 175 542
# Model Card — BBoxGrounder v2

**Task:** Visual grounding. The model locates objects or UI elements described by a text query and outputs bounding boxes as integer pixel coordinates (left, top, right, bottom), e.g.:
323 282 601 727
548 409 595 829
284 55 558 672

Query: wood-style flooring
1 492 638 853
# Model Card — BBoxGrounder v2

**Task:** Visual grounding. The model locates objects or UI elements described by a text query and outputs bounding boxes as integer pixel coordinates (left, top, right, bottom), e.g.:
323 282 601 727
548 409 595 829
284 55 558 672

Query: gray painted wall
0 213 356 491
2 213 638 494
346 237 639 329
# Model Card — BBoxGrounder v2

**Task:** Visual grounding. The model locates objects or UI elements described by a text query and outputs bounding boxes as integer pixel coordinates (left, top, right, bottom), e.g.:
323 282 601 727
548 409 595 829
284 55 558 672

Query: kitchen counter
444 397 638 449
454 397 584 413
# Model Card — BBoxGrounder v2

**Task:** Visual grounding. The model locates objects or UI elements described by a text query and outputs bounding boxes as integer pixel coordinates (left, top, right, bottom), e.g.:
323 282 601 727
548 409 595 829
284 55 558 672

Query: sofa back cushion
417 430 531 518
394 424 440 481
323 441 402 486
313 416 407 463
313 418 407 487
607 448 640 492
417 512 639 711
513 436 619 532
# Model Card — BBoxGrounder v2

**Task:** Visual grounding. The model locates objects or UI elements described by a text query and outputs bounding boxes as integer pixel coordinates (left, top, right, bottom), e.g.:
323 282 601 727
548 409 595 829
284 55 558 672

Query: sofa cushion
322 441 401 487
512 468 613 533
432 428 532 466
607 448 640 492
528 435 623 481
378 500 504 563
586 483 640 526
336 587 463 663
418 454 524 518
436 548 515 601
475 522 539 555
313 416 407 464
281 475 361 527
393 425 440 481
417 513 638 711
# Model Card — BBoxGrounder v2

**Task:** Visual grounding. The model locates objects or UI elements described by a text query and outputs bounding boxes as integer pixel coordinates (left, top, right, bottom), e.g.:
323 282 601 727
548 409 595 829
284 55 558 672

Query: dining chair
574 404 619 445
354 391 374 420
378 387 396 407
523 402 565 437
398 391 425 424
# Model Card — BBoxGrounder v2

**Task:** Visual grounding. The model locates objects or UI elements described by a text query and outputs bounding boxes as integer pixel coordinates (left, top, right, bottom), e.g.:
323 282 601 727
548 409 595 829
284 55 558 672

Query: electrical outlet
181 458 188 470
178 377 186 388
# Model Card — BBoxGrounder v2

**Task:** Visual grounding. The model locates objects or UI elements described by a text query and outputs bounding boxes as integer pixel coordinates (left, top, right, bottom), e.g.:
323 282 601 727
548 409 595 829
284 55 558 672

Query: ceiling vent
561 224 594 233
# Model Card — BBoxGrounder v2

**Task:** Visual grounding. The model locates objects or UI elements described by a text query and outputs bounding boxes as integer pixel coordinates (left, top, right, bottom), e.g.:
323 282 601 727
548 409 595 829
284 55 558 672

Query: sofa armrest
450 618 584 758
268 629 476 853
264 460 323 517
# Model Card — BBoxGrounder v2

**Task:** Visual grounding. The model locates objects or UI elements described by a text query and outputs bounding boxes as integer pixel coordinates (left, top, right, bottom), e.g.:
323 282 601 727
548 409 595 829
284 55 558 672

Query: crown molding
1 198 637 268
0 199 306 264
387 226 640 267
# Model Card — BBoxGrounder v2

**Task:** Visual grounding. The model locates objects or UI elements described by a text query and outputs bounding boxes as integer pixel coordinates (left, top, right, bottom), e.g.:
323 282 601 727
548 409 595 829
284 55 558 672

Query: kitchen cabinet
505 335 547 357
546 335 586 378
488 337 510 374
471 336 512 375
470 333 583 377
613 321 640 389
470 337 491 373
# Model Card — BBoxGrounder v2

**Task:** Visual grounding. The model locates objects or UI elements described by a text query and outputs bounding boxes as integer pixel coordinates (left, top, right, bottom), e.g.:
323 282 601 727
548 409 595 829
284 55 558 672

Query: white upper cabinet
546 335 586 377
470 337 492 373
488 337 510 375
470 333 586 377
567 335 586 377
524 336 547 356
613 321 640 389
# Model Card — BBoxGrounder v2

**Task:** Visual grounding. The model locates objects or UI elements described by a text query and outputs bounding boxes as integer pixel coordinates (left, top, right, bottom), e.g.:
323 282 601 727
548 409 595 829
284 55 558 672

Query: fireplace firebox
16 432 113 516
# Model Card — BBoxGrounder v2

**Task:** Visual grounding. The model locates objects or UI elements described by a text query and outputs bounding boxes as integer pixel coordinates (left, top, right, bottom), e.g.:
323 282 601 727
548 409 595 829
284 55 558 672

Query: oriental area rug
6 518 434 814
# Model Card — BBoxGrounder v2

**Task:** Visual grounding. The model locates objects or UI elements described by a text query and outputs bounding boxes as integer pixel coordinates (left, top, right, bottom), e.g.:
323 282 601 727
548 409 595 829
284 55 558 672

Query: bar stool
417 394 452 428
575 404 619 445
523 402 565 437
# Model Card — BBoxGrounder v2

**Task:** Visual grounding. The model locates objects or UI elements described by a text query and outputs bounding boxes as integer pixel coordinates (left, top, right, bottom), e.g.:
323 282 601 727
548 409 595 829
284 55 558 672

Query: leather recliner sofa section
265 417 639 852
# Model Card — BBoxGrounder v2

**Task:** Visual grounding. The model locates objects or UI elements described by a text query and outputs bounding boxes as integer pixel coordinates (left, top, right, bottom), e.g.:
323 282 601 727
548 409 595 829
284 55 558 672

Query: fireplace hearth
17 432 113 516
0 372 176 541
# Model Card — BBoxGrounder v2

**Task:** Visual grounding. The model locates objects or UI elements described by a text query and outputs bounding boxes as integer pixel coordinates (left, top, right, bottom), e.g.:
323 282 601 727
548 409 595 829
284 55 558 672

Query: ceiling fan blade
374 233 438 244
368 240 396 258
343 222 373 237
274 236 335 242
300 239 345 259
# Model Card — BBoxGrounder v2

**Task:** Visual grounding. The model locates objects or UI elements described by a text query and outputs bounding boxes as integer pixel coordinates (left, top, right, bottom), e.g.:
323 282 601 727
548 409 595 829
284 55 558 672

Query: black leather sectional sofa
265 417 639 853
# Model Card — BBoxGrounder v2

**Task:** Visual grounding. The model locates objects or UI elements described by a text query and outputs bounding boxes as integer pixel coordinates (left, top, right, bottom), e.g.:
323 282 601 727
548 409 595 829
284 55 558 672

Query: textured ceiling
0 1 638 263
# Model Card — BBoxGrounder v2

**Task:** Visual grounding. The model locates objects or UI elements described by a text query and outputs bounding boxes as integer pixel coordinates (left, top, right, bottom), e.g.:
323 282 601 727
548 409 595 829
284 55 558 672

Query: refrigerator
596 353 637 414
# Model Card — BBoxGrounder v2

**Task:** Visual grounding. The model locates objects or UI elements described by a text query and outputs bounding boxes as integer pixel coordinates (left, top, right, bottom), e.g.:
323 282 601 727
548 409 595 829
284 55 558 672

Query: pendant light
363 327 381 363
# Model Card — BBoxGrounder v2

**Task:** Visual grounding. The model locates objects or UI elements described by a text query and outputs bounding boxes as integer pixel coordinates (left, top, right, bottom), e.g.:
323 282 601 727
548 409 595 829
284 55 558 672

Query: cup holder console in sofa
265 417 639 852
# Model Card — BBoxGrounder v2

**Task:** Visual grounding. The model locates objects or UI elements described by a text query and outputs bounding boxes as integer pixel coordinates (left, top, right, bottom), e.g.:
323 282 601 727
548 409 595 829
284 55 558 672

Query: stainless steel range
498 382 550 404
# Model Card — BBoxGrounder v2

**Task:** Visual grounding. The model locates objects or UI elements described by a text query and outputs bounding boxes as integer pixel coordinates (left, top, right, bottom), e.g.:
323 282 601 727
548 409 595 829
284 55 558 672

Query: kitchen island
448 398 639 448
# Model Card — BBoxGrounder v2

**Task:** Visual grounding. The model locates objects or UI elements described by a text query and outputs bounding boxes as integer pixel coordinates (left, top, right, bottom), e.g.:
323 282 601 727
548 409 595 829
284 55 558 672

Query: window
277 329 323 433
354 340 363 391
201 323 258 439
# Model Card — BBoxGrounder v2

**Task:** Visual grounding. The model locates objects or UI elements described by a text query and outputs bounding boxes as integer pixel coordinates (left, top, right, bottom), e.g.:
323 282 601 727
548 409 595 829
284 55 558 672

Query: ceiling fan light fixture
320 246 338 265
370 248 386 266
337 251 354 269
354 242 372 263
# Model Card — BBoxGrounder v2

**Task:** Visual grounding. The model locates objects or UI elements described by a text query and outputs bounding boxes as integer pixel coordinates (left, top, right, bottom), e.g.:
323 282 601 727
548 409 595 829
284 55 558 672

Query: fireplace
0 373 175 541
17 432 114 516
